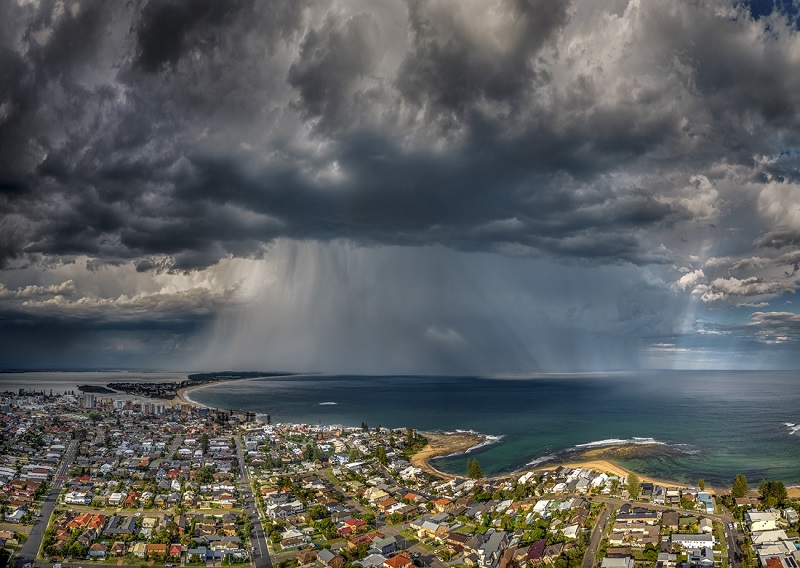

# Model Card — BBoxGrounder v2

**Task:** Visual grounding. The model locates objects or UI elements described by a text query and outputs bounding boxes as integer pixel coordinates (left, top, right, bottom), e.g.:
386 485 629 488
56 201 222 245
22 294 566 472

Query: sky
2 0 800 373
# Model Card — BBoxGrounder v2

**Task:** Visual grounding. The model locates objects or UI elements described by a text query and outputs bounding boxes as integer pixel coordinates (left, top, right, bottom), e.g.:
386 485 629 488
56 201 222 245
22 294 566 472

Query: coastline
409 434 693 491
540 459 691 490
171 380 216 408
410 431 488 480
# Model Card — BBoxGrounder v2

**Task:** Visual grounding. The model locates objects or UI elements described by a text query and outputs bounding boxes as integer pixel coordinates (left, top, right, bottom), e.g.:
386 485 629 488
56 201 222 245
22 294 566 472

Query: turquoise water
188 371 800 485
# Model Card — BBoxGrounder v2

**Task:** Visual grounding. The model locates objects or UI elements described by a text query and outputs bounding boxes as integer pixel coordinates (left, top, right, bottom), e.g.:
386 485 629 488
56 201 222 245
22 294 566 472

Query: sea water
187 370 800 485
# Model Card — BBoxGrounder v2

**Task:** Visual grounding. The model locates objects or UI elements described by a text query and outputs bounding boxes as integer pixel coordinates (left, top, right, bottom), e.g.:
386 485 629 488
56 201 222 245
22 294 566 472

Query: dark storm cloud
0 0 752 271
3 0 800 371
396 0 568 120
288 12 382 130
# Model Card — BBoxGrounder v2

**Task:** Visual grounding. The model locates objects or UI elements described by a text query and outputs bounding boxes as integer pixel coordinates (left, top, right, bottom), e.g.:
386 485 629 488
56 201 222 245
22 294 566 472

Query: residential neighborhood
1 388 799 568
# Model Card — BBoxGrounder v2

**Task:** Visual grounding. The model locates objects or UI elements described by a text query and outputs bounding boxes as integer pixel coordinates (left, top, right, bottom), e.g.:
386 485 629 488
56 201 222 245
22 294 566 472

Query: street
234 436 272 568
14 440 78 568
582 502 614 568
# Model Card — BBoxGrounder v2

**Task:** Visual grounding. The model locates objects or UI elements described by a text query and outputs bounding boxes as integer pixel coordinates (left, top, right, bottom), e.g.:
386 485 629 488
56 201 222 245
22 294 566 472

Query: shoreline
171 380 217 408
538 459 692 491
409 433 694 490
167 383 800 493
410 431 488 480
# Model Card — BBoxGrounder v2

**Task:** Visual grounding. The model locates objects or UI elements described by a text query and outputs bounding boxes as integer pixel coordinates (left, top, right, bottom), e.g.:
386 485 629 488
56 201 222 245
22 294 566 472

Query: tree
406 428 415 446
376 446 388 466
199 432 210 454
197 465 215 483
266 414 272 425
731 474 748 498
627 472 641 499
307 505 330 521
698 478 705 491
68 542 88 559
758 479 787 507
361 421 369 432
467 458 484 479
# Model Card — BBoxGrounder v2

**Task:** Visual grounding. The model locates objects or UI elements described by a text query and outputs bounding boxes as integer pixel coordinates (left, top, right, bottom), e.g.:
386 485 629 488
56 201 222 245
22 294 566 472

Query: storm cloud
2 0 800 371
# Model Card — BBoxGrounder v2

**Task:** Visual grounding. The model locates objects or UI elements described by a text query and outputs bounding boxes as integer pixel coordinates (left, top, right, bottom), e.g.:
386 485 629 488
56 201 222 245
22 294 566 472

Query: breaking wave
575 437 667 448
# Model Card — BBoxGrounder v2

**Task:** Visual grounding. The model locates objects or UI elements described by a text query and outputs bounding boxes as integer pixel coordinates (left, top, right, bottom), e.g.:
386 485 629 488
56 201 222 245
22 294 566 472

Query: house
671 534 714 550
562 525 580 540
103 515 136 536
110 542 127 556
4 507 26 523
696 492 714 514
657 552 676 568
108 491 127 506
64 491 93 505
383 553 413 568
297 550 317 565
88 543 107 558
148 543 168 558
318 548 344 568
662 511 679 531
360 554 388 568
132 542 149 558
751 530 788 545
478 531 508 568
542 543 564 564
371 536 397 556
698 518 713 534
525 538 547 565
690 547 715 567
169 543 183 558
746 511 778 532
601 558 634 568
187 547 208 562
617 509 659 524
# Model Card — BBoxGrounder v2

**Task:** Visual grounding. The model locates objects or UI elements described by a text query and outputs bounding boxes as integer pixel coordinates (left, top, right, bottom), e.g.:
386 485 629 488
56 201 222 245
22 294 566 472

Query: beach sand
411 431 486 480
171 381 215 408
541 459 690 490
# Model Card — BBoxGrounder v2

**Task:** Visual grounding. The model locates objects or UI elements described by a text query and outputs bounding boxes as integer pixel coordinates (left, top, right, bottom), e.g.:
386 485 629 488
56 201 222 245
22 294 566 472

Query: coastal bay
187 370 800 485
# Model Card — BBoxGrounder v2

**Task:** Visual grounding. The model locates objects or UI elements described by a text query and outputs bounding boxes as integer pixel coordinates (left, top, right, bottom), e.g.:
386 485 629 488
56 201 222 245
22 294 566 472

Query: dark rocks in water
575 443 689 461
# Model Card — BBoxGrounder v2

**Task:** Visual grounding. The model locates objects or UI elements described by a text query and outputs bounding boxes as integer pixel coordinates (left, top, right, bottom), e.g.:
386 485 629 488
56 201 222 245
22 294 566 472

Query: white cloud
674 268 705 291
693 276 796 302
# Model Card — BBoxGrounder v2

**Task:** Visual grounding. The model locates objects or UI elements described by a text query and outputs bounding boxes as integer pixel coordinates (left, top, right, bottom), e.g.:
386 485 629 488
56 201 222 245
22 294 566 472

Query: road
582 502 614 568
724 520 742 568
235 436 272 568
14 439 78 568
577 496 739 568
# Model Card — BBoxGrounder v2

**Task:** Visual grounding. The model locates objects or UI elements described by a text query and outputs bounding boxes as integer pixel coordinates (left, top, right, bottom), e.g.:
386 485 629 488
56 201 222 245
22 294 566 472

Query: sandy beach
171 380 216 408
540 459 691 490
410 431 487 480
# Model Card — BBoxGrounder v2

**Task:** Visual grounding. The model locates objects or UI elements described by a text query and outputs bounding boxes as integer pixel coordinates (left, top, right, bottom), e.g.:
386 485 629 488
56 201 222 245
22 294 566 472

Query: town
1 389 799 568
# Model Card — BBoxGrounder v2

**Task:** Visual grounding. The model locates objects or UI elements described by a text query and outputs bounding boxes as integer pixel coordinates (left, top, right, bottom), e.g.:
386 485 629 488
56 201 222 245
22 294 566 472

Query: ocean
185 371 800 486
